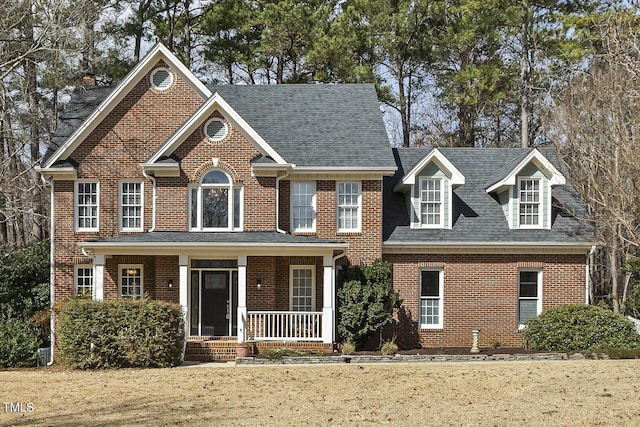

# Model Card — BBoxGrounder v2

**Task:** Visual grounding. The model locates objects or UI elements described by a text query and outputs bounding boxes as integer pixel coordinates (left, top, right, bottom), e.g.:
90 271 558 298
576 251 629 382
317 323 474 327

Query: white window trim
74 264 94 297
336 181 362 233
418 177 444 228
289 265 316 311
290 181 316 233
119 264 144 300
150 67 174 90
419 269 444 329
518 270 543 329
517 177 542 229
189 170 242 232
204 118 229 142
74 180 99 232
119 180 144 232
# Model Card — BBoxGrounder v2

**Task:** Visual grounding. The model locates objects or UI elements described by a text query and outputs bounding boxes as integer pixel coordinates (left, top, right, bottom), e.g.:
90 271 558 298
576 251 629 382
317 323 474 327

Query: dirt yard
1 359 639 426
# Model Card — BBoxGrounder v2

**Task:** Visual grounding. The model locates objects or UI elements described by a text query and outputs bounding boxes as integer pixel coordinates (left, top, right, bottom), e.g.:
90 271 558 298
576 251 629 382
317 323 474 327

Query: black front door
201 271 229 336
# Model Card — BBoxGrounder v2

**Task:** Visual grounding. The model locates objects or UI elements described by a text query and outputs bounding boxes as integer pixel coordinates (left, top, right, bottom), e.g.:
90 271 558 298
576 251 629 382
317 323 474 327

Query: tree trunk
520 6 531 148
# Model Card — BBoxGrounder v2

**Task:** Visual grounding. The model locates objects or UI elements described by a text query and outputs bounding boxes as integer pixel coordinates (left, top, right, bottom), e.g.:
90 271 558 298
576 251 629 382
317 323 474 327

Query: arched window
190 170 242 231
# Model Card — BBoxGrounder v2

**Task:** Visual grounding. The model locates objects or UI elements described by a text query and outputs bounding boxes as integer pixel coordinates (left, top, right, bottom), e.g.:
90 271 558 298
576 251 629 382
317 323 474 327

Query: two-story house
37 44 594 360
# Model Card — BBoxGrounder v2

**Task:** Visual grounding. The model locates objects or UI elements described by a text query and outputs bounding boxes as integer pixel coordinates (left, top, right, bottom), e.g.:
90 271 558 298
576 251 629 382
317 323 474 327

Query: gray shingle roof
42 86 114 165
43 83 395 170
210 84 394 168
81 231 346 246
383 147 594 245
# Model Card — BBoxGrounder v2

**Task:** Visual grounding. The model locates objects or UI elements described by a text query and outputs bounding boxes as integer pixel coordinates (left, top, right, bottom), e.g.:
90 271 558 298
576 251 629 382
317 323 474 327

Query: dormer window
189 170 242 231
419 177 443 227
518 178 541 227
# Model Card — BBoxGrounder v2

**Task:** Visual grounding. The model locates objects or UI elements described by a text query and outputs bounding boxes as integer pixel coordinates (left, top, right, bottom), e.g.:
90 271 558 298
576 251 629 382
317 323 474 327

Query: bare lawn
1 359 639 426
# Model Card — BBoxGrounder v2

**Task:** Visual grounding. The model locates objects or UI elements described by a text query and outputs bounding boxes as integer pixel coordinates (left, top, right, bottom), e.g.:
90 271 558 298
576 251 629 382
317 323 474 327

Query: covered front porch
78 231 347 358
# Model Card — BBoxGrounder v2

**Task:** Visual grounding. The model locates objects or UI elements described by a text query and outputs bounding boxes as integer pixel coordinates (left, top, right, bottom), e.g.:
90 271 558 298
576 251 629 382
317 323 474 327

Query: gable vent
150 68 173 90
205 119 228 141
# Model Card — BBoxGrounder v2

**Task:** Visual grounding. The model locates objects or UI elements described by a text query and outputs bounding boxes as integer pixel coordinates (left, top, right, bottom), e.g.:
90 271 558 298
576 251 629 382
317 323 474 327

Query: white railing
247 311 323 341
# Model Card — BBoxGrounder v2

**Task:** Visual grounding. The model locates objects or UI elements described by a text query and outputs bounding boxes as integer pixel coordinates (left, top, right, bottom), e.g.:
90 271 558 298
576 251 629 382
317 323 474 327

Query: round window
204 118 228 141
150 68 173 90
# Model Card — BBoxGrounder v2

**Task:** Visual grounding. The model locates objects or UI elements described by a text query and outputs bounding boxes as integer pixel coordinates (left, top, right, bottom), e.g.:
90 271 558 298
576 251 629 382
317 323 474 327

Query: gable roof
41 43 210 169
393 148 465 192
485 148 566 193
383 147 593 248
146 91 287 166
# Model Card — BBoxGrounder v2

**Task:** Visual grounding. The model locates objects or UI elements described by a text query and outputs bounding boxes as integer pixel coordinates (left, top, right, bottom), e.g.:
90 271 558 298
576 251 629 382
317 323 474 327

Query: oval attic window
150 68 173 90
204 118 228 141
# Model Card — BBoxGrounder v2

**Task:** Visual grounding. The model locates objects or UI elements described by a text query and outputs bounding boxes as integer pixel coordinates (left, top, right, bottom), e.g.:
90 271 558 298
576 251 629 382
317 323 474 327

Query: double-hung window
518 270 541 326
120 182 143 231
337 182 361 232
190 170 242 231
518 178 541 227
75 181 99 231
420 270 443 328
74 265 93 297
120 265 143 299
419 177 443 227
290 266 315 312
291 182 316 232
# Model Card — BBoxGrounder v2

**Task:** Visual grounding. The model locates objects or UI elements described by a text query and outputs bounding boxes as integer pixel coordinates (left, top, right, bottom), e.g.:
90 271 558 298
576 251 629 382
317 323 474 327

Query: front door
189 262 238 337
201 271 228 336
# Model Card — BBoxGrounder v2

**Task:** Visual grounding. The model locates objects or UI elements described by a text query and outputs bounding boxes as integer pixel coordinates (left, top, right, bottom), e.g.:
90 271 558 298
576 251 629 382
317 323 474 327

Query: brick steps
184 338 334 362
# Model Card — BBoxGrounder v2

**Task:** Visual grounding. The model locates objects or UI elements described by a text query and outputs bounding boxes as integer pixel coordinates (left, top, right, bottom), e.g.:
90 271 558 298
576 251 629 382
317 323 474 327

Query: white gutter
275 167 292 234
586 245 596 304
41 175 55 365
142 170 157 232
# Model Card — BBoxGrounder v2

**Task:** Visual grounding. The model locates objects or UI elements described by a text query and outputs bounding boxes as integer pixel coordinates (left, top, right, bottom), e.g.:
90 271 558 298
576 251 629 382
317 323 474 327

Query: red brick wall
280 179 383 265
384 253 586 349
52 61 203 304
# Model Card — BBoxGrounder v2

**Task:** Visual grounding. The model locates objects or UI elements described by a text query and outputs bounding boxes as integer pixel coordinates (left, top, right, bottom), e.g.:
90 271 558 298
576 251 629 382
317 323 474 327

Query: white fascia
486 149 566 194
43 43 211 169
382 241 597 255
393 148 464 193
145 92 287 166
34 165 77 180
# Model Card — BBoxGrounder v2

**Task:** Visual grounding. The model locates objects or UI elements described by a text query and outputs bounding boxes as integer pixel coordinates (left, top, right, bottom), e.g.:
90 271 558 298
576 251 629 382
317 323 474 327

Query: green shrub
255 348 307 360
337 260 401 348
56 298 184 369
0 311 40 368
522 304 640 352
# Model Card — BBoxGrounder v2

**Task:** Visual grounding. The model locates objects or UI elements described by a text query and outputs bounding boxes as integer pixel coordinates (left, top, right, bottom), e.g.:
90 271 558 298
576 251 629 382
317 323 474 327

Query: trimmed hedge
522 304 640 352
56 298 184 369
0 312 40 368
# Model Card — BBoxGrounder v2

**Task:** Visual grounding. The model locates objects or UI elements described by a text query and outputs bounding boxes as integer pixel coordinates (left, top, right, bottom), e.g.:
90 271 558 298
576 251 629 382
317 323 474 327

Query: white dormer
394 149 465 229
485 149 565 230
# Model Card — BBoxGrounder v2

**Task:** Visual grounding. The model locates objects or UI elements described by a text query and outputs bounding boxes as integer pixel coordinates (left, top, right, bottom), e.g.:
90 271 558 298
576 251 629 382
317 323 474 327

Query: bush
341 342 355 355
380 339 398 356
0 311 40 368
337 260 401 349
56 298 185 369
522 304 640 352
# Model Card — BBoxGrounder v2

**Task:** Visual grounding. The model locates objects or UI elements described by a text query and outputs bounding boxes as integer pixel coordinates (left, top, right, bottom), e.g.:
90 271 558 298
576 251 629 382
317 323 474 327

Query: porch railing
247 311 323 341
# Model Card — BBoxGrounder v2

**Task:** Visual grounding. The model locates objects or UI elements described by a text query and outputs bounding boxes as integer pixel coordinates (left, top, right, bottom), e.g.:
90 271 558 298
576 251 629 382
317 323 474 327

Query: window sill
419 325 443 330
292 231 316 236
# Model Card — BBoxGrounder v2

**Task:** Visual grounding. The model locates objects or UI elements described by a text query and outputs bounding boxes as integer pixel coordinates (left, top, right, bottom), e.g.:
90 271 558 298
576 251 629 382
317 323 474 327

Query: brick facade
384 253 586 349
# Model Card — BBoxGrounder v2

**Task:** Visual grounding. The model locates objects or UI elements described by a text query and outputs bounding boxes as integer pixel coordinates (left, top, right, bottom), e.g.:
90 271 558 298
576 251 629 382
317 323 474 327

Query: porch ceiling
77 231 347 256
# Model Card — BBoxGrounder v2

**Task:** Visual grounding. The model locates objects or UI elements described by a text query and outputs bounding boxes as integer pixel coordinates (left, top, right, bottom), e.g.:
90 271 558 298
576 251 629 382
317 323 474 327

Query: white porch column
94 255 105 301
179 255 188 335
322 255 334 344
237 255 247 343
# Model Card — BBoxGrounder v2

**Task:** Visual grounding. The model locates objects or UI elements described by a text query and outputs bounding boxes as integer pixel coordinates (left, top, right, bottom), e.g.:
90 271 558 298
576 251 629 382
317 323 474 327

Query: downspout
41 175 55 365
586 245 596 305
275 167 292 234
142 169 156 232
